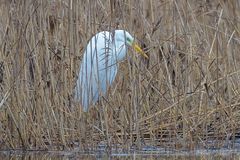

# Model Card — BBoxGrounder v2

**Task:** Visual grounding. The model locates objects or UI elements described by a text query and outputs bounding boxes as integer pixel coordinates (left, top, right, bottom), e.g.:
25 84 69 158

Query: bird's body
75 30 147 112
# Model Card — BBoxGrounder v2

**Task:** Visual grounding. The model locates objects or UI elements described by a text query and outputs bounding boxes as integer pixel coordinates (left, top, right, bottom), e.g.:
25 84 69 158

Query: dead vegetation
0 0 240 151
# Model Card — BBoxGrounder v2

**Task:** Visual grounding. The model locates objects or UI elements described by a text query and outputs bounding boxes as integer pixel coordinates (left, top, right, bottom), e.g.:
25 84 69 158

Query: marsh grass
0 0 240 151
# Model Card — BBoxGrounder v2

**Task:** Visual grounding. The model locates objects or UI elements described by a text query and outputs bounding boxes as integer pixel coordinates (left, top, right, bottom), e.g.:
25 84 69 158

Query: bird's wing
75 31 118 111
91 32 118 103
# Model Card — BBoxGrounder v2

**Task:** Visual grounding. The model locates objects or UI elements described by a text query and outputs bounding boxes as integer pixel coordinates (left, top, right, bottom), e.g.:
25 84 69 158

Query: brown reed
0 0 240 151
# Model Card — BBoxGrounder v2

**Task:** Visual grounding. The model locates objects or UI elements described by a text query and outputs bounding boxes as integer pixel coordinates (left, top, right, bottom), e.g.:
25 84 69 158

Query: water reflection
0 150 239 160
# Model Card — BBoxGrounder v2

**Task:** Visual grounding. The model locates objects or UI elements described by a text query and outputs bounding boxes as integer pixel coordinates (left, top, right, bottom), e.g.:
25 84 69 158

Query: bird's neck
112 40 127 62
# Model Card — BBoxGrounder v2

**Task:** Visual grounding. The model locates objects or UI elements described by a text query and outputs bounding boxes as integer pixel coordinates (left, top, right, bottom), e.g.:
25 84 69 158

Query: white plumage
74 30 147 112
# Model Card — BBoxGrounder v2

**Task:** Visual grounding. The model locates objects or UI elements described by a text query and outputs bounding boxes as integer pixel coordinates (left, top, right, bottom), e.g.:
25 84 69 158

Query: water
0 149 240 160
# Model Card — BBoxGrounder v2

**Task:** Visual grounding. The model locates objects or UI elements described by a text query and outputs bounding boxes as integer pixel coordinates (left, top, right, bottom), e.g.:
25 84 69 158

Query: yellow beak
132 42 149 59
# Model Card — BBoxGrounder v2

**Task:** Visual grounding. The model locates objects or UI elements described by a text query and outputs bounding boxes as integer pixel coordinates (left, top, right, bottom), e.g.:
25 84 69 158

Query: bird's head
116 30 149 59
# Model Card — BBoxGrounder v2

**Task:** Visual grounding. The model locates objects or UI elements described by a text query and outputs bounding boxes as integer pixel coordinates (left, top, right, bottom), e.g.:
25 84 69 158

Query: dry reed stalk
0 0 239 151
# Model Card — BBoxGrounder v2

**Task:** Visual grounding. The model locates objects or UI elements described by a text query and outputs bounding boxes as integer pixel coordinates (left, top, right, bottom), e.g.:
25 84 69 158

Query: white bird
74 30 148 112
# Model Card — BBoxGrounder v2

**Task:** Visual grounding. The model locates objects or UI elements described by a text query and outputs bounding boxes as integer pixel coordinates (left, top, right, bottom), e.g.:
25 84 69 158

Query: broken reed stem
0 0 240 150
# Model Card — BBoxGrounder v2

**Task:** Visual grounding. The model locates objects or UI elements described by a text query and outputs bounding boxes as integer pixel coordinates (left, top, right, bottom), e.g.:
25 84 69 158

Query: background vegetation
0 0 240 151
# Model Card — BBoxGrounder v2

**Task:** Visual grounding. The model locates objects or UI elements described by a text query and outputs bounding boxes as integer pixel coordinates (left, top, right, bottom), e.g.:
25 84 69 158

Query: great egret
74 30 148 112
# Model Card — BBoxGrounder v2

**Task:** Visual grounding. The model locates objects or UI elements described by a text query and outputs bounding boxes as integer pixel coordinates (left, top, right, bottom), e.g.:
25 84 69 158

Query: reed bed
0 0 240 151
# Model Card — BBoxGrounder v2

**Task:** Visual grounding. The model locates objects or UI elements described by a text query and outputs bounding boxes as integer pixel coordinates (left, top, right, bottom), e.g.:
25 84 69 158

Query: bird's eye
126 37 130 42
